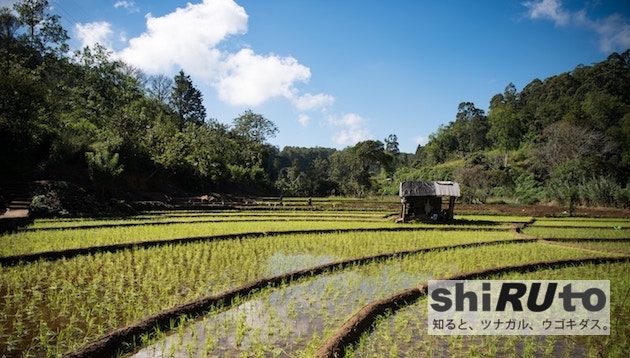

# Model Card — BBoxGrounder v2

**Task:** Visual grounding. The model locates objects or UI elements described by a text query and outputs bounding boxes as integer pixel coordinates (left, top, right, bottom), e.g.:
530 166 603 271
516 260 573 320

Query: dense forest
1 0 629 212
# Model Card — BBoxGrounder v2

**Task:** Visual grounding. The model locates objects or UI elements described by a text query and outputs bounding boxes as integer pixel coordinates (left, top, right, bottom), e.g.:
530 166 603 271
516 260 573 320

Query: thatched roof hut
398 181 460 222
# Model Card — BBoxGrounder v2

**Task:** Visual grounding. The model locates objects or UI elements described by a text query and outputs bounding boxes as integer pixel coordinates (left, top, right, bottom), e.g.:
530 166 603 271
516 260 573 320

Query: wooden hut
399 181 460 222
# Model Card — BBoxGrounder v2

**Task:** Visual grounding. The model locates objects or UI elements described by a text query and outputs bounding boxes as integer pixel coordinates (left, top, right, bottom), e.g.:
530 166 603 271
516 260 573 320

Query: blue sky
4 0 629 153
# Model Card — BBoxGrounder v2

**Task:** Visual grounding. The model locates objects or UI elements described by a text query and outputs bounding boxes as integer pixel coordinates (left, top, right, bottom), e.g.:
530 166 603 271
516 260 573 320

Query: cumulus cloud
523 0 570 26
591 14 630 52
113 0 334 109
118 0 246 77
75 21 113 49
523 0 630 52
327 113 372 146
292 93 335 111
114 1 139 13
216 48 310 105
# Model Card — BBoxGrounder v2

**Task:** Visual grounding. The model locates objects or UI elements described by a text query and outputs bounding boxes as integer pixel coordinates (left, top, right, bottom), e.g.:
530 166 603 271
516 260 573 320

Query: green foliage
513 173 545 205
27 180 128 218
1 0 628 205
11 0 69 56
232 109 278 144
413 51 630 207
170 70 206 128
85 148 123 197
581 176 629 208
546 179 579 215
273 147 337 196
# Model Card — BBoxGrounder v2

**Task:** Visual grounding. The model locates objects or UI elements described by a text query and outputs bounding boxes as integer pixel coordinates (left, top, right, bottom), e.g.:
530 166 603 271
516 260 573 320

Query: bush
514 174 545 204
29 181 135 218
581 177 629 208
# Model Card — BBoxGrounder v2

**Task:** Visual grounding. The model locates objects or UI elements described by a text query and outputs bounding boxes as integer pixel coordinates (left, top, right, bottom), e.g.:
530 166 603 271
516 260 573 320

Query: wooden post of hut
399 181 460 222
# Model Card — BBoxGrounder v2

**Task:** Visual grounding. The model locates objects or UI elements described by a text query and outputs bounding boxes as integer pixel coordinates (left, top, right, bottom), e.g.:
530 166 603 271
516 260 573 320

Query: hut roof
399 181 460 198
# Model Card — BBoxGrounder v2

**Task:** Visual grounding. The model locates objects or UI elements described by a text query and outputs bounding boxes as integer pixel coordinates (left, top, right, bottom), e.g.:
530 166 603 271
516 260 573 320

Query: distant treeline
1 1 629 208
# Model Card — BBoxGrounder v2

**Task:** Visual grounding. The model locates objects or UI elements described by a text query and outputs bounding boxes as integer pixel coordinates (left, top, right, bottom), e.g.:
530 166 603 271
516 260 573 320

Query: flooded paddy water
131 253 433 357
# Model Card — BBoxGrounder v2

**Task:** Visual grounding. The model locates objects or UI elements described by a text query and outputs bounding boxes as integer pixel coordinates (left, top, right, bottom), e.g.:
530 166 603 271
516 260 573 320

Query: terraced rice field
0 205 628 357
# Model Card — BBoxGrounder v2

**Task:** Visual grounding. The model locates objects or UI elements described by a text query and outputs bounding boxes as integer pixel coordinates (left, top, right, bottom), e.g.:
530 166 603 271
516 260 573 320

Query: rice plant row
351 261 630 358
128 243 624 358
26 210 397 231
1 212 626 357
1 228 522 357
0 218 515 258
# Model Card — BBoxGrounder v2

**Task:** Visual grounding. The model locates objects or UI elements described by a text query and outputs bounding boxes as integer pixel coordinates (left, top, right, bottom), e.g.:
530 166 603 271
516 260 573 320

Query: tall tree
169 70 206 129
232 109 278 144
13 0 68 56
147 74 173 104
384 134 400 155
453 102 488 154
487 83 522 166
0 8 20 63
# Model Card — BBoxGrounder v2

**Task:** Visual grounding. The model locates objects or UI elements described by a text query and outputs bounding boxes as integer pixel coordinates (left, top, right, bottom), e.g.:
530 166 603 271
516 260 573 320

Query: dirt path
0 209 28 219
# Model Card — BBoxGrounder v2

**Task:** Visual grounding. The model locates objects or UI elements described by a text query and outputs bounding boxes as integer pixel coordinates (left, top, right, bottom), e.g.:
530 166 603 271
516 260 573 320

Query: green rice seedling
353 262 630 357
456 215 534 223
548 240 630 255
28 211 402 230
1 220 406 256
2 209 624 357
530 218 630 228
522 226 630 239
1 228 515 356
132 241 618 357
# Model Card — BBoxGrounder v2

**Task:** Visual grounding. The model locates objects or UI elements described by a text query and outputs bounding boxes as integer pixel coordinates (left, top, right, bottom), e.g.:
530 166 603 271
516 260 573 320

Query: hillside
1 1 628 214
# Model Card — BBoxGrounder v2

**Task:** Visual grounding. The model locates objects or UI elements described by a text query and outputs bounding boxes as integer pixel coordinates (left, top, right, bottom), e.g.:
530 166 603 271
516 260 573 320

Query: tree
383 134 400 176
423 124 457 165
384 134 400 155
232 109 278 144
13 0 68 56
453 102 488 154
170 70 206 129
0 8 20 65
329 149 368 196
487 84 523 166
539 121 608 173
147 74 173 104
0 56 49 176
85 148 123 199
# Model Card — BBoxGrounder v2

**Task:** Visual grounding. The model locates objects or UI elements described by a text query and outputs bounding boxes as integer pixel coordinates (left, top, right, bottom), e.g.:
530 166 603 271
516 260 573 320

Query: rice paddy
0 202 628 357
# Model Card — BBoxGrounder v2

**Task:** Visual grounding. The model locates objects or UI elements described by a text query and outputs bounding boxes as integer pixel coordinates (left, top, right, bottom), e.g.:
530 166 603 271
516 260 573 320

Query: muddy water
130 253 432 357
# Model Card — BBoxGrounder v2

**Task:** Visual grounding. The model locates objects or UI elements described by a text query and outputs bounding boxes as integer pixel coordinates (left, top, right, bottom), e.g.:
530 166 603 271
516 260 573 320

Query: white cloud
292 93 335 111
115 0 334 109
298 114 310 126
523 0 570 26
118 0 248 76
415 135 428 146
327 113 372 146
523 0 630 52
592 14 630 52
114 1 139 13
75 21 113 49
216 48 311 106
